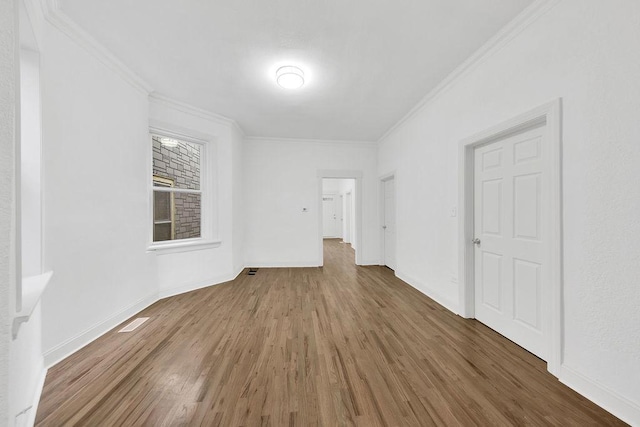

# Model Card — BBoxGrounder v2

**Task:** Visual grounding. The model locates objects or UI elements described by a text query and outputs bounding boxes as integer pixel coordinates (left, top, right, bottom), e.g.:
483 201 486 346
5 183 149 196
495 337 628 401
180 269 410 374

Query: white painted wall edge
42 292 158 368
24 366 47 427
560 365 640 426
157 266 244 300
395 271 459 314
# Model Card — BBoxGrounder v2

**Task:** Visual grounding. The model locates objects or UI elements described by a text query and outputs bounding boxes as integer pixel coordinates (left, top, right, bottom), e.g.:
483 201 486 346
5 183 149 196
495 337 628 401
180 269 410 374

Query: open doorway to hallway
322 178 356 263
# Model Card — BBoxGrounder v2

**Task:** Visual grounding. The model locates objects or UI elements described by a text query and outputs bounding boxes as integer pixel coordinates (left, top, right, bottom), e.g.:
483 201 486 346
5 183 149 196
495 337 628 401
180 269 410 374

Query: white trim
23 0 46 50
245 136 377 148
43 292 158 367
147 239 222 254
149 93 244 135
377 0 561 144
43 265 246 368
395 271 459 314
559 366 640 426
12 271 52 338
35 0 152 94
148 127 218 250
157 266 244 300
378 172 396 268
152 187 201 195
317 171 363 266
457 99 563 376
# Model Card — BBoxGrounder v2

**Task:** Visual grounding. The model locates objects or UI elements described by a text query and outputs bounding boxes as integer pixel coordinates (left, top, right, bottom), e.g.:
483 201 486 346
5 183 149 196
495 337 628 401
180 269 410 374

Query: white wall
20 49 41 279
1 0 19 423
148 98 244 297
244 139 378 266
231 125 244 274
39 21 157 365
8 46 46 427
378 0 640 422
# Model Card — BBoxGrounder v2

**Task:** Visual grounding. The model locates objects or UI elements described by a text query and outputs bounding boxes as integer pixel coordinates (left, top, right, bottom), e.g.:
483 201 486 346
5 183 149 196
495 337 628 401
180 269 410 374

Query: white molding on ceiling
148 93 245 136
33 0 247 135
244 136 377 148
34 0 153 94
376 0 562 144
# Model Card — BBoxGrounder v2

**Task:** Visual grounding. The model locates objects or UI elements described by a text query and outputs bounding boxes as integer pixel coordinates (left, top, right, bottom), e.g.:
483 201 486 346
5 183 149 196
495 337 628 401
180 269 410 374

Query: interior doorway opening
318 172 362 266
322 178 355 244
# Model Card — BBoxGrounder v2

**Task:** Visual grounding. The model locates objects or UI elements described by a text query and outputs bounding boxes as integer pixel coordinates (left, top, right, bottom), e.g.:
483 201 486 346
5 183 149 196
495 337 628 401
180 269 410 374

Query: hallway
35 240 623 426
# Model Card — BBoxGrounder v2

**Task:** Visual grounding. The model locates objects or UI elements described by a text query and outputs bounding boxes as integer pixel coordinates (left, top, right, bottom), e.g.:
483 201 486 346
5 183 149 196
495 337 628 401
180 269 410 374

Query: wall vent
248 268 258 276
118 317 149 333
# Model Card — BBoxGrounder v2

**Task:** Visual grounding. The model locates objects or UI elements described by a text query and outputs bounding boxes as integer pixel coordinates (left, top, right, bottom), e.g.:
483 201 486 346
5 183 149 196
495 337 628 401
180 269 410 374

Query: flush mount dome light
159 137 179 148
276 66 305 89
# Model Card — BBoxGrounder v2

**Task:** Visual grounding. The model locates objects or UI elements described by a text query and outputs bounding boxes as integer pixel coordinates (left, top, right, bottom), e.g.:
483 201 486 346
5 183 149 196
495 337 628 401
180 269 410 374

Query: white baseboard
244 261 320 268
394 270 459 314
158 266 245 300
43 292 157 368
560 365 640 426
44 267 247 369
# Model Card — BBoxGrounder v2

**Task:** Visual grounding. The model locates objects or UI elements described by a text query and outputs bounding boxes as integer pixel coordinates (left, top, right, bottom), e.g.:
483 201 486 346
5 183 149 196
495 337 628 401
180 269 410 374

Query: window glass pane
174 193 201 239
153 191 202 242
154 222 172 242
154 191 172 222
152 136 201 190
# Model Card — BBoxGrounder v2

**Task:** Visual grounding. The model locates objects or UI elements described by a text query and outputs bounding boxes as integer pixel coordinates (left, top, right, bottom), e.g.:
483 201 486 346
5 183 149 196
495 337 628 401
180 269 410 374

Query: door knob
382 225 387 229
472 238 481 246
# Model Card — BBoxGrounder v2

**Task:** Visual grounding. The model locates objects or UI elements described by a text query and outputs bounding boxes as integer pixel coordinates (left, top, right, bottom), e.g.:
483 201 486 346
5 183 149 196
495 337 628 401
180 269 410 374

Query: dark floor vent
248 268 258 276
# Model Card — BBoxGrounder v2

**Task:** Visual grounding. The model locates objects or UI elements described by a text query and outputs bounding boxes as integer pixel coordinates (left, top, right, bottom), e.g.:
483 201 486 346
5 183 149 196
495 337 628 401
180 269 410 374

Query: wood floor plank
34 240 626 426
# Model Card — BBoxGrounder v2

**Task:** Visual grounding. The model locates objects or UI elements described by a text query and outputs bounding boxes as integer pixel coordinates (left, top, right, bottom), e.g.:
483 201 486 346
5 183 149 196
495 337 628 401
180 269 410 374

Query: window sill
13 271 53 338
147 239 222 255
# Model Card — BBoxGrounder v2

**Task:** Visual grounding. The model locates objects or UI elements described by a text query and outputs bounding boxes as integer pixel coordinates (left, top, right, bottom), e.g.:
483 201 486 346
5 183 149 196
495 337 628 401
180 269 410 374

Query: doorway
458 100 562 375
318 172 362 266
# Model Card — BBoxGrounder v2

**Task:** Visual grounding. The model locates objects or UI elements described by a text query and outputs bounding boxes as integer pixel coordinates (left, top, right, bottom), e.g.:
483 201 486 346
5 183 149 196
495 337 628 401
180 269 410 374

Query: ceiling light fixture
276 66 305 89
160 137 179 148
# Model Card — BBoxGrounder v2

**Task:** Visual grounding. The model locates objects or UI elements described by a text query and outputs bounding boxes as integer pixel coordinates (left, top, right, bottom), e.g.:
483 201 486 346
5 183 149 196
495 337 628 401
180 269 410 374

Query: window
151 134 203 244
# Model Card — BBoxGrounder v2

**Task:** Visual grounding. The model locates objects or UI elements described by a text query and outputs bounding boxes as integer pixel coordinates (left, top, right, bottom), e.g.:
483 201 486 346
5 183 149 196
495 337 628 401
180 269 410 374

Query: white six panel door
473 125 547 360
322 195 338 237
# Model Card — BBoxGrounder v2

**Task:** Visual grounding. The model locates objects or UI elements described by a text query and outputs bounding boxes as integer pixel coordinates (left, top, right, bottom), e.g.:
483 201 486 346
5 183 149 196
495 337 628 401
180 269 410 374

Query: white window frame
147 126 221 253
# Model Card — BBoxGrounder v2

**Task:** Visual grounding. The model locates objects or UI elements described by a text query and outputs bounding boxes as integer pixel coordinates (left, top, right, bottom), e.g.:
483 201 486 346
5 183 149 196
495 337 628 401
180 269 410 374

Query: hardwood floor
35 239 625 426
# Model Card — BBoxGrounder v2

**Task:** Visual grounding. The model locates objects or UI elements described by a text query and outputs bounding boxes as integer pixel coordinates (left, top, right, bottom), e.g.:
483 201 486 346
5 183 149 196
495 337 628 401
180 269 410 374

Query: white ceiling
60 0 534 141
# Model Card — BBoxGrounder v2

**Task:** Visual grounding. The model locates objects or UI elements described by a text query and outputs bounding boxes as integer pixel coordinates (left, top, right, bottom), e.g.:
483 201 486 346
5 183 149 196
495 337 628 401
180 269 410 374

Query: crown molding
244 136 377 148
377 0 561 144
23 0 46 50
35 0 153 94
148 93 245 136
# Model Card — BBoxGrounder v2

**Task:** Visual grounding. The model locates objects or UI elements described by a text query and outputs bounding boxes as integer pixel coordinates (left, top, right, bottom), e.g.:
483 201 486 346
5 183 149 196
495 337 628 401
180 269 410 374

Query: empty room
1 0 639 425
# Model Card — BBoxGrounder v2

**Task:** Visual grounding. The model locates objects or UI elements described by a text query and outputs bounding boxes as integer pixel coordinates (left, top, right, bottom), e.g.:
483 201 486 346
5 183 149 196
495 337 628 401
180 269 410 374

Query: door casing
458 99 563 376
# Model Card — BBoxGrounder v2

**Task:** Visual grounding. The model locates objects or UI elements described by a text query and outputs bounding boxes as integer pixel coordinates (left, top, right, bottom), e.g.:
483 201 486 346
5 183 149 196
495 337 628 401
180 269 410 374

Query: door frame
317 171 363 265
379 172 396 268
344 191 352 244
457 99 563 376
